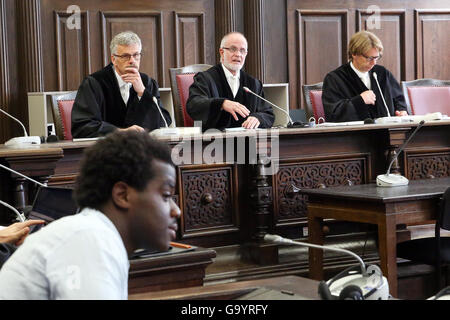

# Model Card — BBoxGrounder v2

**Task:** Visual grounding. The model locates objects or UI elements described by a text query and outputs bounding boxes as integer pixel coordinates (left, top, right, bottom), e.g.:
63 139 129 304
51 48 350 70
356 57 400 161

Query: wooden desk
302 177 450 298
128 275 320 300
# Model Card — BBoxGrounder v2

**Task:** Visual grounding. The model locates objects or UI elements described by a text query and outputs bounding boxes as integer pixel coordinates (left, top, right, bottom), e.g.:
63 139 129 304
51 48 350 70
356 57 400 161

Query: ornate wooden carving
275 158 366 223
181 167 236 235
407 152 450 180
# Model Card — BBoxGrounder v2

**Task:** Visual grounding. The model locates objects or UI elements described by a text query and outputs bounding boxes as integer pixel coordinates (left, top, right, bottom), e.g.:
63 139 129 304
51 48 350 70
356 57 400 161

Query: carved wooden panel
55 10 91 90
180 167 238 237
174 12 206 67
274 157 366 225
407 152 450 180
415 10 450 79
356 10 406 81
295 10 348 108
100 11 164 84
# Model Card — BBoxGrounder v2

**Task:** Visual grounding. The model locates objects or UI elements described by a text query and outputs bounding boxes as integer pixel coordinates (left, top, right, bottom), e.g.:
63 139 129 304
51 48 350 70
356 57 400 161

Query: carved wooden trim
244 0 265 81
215 0 236 55
100 11 165 84
54 10 91 91
16 0 44 92
406 150 450 180
174 12 206 67
273 154 368 226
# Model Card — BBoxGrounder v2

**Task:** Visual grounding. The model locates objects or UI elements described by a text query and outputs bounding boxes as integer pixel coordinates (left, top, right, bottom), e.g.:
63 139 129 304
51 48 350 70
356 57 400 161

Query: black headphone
318 265 380 300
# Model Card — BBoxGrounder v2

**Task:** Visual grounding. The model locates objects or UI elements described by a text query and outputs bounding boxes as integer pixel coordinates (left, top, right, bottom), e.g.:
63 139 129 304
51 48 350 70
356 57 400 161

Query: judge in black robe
186 64 274 131
322 63 408 122
71 63 171 138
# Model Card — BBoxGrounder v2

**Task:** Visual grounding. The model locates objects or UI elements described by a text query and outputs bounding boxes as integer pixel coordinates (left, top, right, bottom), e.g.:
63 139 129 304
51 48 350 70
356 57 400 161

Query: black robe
71 63 172 138
322 62 408 122
186 64 274 131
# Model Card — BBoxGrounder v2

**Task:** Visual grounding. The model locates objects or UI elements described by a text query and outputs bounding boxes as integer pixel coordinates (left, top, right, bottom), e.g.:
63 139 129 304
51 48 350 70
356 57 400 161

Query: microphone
0 200 25 222
376 120 425 187
243 86 308 128
372 72 391 117
0 107 41 147
153 96 169 128
264 234 389 300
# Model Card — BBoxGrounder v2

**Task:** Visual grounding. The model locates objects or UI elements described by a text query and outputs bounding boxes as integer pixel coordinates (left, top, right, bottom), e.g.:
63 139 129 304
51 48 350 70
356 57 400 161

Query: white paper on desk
316 121 364 127
72 137 101 142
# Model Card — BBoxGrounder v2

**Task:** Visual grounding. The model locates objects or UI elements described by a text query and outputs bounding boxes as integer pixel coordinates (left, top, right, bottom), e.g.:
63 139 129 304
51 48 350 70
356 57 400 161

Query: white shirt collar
350 61 369 79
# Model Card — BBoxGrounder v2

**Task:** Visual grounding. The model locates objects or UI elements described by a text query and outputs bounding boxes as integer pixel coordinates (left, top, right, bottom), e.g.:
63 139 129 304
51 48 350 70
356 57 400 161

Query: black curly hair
73 131 173 210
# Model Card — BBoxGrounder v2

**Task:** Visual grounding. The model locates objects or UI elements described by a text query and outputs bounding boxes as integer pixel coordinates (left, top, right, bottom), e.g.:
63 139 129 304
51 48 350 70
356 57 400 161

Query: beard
223 61 243 74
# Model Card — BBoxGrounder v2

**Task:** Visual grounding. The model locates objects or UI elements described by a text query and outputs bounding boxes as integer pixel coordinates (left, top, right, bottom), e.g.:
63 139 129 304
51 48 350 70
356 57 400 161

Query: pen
170 241 192 249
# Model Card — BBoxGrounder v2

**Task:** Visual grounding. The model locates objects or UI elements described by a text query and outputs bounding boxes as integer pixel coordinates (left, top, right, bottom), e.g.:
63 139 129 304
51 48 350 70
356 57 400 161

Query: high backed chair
302 82 324 122
397 187 450 290
169 64 212 127
50 91 77 140
401 79 450 115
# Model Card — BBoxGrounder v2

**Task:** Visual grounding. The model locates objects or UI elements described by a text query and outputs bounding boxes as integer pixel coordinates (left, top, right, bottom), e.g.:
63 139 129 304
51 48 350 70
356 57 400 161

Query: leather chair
169 64 212 127
302 82 325 122
397 187 450 290
401 79 450 115
50 91 77 140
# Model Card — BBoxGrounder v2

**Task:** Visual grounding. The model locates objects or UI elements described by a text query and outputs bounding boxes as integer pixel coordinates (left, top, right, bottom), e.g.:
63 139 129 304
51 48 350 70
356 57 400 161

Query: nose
170 199 181 219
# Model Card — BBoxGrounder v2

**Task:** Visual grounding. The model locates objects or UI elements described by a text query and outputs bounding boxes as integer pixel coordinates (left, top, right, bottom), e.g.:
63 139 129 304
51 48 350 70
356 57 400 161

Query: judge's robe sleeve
71 77 118 138
322 74 370 122
186 72 227 129
124 77 172 130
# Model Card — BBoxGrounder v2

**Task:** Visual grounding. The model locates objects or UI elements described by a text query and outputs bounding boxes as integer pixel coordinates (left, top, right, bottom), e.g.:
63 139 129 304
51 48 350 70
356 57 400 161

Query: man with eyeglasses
186 32 274 130
322 31 408 122
71 31 171 138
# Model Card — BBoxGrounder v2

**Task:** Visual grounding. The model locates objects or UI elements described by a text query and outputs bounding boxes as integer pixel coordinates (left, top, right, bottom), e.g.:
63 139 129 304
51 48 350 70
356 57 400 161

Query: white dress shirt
113 67 132 105
0 208 129 300
222 63 240 98
350 61 371 90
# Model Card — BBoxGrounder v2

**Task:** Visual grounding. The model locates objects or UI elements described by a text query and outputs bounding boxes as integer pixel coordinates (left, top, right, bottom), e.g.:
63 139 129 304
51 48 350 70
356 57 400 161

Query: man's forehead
225 35 247 48
116 43 141 53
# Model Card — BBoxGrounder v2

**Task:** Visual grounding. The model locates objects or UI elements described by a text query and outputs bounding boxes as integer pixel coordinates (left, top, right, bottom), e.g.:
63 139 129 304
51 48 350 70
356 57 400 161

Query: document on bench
316 121 364 127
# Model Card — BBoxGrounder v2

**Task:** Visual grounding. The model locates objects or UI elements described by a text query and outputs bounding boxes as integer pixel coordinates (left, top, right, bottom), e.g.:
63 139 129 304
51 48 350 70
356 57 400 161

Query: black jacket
71 63 171 138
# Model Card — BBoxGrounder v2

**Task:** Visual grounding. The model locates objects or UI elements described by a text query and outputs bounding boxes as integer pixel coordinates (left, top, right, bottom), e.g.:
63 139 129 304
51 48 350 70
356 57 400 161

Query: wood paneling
100 11 165 85
0 0 10 139
174 12 206 67
55 10 91 91
357 9 406 81
415 10 450 79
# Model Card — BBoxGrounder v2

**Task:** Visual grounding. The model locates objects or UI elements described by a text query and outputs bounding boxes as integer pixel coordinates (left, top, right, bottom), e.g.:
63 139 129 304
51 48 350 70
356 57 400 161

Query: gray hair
219 32 247 49
110 31 142 55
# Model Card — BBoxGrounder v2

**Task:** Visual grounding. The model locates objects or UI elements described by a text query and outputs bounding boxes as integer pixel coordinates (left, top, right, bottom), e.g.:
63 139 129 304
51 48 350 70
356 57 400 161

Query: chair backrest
302 82 324 121
401 79 450 115
50 91 77 140
169 64 212 127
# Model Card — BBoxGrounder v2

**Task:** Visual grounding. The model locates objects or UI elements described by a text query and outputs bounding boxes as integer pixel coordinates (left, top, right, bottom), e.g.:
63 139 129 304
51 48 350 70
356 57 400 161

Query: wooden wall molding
0 0 9 141
356 9 406 81
215 0 236 56
174 12 206 67
17 0 44 93
100 11 165 85
414 9 450 79
55 10 91 91
244 0 265 82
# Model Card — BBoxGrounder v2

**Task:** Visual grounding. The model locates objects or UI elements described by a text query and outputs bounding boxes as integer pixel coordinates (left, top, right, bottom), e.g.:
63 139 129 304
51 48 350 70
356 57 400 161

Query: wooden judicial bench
0 120 449 294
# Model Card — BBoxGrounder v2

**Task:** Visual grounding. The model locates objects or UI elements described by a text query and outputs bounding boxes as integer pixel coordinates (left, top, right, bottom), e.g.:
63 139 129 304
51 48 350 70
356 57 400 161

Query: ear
111 181 132 210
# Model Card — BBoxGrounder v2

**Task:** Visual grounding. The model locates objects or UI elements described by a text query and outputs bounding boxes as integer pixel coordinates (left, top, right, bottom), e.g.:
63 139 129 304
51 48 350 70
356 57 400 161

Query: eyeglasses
222 47 248 55
361 53 382 62
113 52 142 61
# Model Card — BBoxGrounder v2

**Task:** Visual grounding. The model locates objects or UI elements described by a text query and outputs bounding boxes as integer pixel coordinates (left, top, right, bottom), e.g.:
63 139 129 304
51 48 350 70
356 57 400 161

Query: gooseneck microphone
153 96 170 128
0 107 41 147
376 120 425 187
264 233 367 275
372 72 391 117
0 200 25 222
243 86 307 128
264 234 390 300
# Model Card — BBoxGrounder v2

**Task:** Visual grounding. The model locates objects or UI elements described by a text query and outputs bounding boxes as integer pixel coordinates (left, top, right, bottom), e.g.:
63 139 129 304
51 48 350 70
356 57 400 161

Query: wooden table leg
377 215 398 297
308 214 324 280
